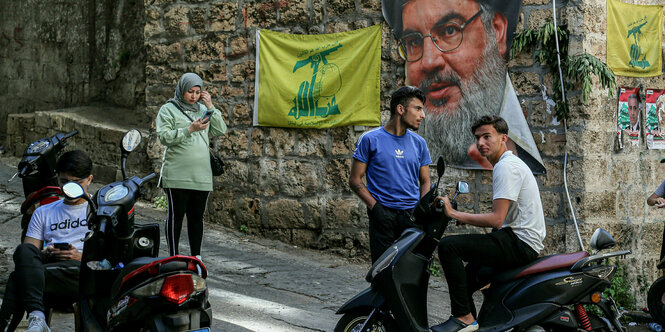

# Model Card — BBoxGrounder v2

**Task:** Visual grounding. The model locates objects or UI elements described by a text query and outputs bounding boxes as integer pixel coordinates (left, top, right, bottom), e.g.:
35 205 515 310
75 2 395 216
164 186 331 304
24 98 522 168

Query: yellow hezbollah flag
253 25 381 128
607 0 662 77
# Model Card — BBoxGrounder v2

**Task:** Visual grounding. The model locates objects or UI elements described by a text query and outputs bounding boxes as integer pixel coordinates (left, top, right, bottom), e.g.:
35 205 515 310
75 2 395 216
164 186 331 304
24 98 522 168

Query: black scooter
62 129 212 331
335 157 631 332
10 130 78 240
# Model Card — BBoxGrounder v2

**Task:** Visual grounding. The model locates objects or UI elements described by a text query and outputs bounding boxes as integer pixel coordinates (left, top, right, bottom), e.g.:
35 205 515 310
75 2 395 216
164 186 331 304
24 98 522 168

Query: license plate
188 329 210 332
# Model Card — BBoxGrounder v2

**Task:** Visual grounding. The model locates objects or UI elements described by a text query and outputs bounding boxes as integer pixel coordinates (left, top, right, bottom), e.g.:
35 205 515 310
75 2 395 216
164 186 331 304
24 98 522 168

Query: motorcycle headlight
584 265 616 280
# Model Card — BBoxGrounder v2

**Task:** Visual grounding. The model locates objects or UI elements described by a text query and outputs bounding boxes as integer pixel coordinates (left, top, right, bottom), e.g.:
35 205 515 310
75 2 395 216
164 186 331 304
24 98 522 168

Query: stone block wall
0 0 148 143
142 0 582 261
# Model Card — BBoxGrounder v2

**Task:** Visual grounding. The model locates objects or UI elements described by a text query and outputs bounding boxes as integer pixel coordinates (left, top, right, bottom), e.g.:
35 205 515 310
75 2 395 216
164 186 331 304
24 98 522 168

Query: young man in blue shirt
349 86 432 263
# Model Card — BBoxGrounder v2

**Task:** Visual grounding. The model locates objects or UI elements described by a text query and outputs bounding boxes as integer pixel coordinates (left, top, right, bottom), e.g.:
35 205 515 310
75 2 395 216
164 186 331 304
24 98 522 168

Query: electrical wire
553 0 585 251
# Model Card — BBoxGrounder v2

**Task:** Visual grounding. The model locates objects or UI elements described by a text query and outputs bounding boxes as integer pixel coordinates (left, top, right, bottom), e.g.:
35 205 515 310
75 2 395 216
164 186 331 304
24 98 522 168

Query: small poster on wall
645 89 665 149
617 86 641 147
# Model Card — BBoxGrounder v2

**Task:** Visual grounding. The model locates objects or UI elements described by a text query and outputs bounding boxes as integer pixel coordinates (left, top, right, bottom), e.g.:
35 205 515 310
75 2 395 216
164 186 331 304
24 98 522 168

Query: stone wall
567 0 665 304
0 0 148 143
142 0 578 260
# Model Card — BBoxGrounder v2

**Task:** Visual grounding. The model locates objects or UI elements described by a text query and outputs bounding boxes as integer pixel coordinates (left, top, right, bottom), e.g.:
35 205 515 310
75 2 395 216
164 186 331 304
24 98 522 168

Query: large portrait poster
646 89 665 149
382 0 545 174
617 86 641 146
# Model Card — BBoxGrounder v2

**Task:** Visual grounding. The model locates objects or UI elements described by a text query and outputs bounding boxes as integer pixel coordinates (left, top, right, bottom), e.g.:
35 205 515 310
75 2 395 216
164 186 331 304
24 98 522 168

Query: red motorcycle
11 130 78 240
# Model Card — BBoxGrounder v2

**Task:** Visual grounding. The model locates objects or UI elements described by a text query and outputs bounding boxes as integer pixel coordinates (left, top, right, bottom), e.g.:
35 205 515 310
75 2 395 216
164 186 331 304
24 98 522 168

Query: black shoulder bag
169 101 224 176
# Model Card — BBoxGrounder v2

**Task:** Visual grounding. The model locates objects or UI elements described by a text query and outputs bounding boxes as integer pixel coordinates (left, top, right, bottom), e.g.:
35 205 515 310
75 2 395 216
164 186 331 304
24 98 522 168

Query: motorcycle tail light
192 275 206 292
160 274 194 304
583 265 616 280
131 278 164 297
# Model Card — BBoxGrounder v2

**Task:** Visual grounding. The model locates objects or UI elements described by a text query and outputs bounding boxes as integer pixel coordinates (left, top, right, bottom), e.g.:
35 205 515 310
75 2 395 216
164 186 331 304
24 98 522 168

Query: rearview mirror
456 181 469 194
122 129 142 153
436 157 445 178
590 228 616 251
62 182 85 200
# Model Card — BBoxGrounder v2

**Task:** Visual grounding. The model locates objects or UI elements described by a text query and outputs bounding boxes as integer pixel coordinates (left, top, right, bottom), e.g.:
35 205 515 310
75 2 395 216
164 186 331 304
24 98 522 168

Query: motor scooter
335 157 631 332
9 130 78 240
647 223 665 325
62 129 212 331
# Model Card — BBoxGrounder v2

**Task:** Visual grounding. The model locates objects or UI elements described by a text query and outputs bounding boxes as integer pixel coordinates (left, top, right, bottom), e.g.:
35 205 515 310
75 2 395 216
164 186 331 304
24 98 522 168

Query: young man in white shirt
433 115 545 332
0 150 93 332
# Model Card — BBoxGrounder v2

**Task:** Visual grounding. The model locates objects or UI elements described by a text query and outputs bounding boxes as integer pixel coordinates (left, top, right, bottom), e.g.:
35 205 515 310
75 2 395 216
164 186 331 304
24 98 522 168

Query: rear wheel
648 276 665 325
334 309 397 332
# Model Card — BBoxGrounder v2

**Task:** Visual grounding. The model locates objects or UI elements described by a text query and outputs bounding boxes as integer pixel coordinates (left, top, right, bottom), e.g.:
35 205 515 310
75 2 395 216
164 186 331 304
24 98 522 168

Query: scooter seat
479 251 590 284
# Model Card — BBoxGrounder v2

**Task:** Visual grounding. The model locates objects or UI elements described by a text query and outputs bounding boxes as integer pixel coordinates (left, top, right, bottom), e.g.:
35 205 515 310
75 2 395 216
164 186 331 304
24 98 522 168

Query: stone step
6 105 152 185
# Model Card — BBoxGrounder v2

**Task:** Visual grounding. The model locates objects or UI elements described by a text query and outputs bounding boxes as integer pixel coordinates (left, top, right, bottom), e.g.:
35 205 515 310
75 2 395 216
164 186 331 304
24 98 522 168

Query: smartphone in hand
53 242 70 250
201 110 214 124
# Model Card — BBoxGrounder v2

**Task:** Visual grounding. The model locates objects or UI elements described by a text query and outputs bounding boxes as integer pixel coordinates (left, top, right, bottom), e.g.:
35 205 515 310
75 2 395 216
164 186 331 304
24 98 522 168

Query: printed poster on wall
381 0 545 174
645 89 665 149
617 86 641 147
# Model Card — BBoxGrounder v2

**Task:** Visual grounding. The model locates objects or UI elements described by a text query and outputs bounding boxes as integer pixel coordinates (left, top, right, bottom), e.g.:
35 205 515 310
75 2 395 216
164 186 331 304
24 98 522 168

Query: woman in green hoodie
156 73 227 260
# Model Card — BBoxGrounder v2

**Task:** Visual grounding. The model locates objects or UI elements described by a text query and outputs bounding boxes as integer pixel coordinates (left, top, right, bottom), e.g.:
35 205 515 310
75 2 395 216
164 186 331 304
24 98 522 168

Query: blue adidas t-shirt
353 127 432 210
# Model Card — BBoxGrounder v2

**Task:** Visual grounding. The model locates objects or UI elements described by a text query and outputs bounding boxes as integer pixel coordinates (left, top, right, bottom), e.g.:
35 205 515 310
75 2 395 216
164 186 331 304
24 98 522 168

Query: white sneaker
26 313 51 332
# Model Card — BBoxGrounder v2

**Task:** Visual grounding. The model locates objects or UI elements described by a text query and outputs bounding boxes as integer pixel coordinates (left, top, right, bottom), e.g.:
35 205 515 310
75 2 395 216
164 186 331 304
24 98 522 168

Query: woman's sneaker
26 312 51 332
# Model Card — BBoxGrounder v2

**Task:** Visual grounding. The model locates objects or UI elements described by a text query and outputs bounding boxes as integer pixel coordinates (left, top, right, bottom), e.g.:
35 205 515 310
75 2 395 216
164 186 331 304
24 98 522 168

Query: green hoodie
156 102 227 191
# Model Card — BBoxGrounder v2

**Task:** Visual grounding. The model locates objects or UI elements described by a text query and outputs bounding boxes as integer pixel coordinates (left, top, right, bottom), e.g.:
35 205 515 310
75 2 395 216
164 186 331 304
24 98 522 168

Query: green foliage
152 195 167 210
605 261 636 311
239 224 249 234
584 260 636 322
429 261 442 277
511 21 616 122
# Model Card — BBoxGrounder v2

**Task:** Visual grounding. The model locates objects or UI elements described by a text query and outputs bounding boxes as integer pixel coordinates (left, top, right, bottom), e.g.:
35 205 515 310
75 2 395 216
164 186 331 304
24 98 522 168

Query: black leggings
164 188 210 256
438 228 538 317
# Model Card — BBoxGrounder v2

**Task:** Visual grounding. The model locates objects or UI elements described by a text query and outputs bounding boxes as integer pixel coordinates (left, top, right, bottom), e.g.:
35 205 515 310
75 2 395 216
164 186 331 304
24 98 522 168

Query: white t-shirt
26 199 89 251
492 151 546 253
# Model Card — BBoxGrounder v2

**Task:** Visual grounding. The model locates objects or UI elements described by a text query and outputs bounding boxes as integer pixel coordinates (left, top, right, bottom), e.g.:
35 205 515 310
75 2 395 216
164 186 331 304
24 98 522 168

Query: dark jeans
368 203 417 263
438 228 538 317
0 243 79 322
164 188 210 256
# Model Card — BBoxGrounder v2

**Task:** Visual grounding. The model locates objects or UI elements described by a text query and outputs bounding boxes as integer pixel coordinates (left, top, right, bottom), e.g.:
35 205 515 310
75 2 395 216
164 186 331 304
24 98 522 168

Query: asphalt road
0 154 452 331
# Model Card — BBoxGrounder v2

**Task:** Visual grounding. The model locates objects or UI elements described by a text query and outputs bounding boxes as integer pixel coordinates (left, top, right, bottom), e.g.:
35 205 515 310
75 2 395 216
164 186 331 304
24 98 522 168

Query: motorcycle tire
334 309 397 332
648 276 665 325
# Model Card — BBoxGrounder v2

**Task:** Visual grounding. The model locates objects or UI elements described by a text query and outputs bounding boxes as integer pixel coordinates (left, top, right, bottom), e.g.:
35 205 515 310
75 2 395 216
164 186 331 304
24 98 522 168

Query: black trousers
438 228 538 317
164 188 210 256
0 243 79 320
368 203 417 263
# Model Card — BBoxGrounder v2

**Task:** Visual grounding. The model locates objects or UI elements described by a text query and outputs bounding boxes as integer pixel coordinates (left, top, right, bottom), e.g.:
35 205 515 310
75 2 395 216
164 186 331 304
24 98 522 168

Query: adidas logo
395 149 404 158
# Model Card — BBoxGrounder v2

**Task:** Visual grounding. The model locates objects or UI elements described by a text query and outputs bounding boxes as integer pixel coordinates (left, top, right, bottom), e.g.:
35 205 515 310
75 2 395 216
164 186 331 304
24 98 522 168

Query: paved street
0 154 451 331
1 153 654 332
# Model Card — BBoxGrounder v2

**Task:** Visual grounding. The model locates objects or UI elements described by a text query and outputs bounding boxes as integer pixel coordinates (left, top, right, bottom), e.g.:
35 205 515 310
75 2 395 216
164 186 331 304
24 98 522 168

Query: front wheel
648 276 665 325
334 309 397 332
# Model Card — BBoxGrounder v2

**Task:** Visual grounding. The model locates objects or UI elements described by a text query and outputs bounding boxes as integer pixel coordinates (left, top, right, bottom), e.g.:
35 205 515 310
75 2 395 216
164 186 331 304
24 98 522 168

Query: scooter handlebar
141 173 157 185
61 129 79 140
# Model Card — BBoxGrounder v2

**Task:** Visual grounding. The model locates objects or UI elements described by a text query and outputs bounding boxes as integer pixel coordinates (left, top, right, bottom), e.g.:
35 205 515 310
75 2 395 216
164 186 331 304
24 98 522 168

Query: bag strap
168 101 210 145
169 100 195 122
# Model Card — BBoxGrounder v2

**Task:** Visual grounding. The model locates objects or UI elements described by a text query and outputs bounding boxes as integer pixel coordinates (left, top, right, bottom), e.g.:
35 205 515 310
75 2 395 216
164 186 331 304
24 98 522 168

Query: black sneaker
431 316 479 332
